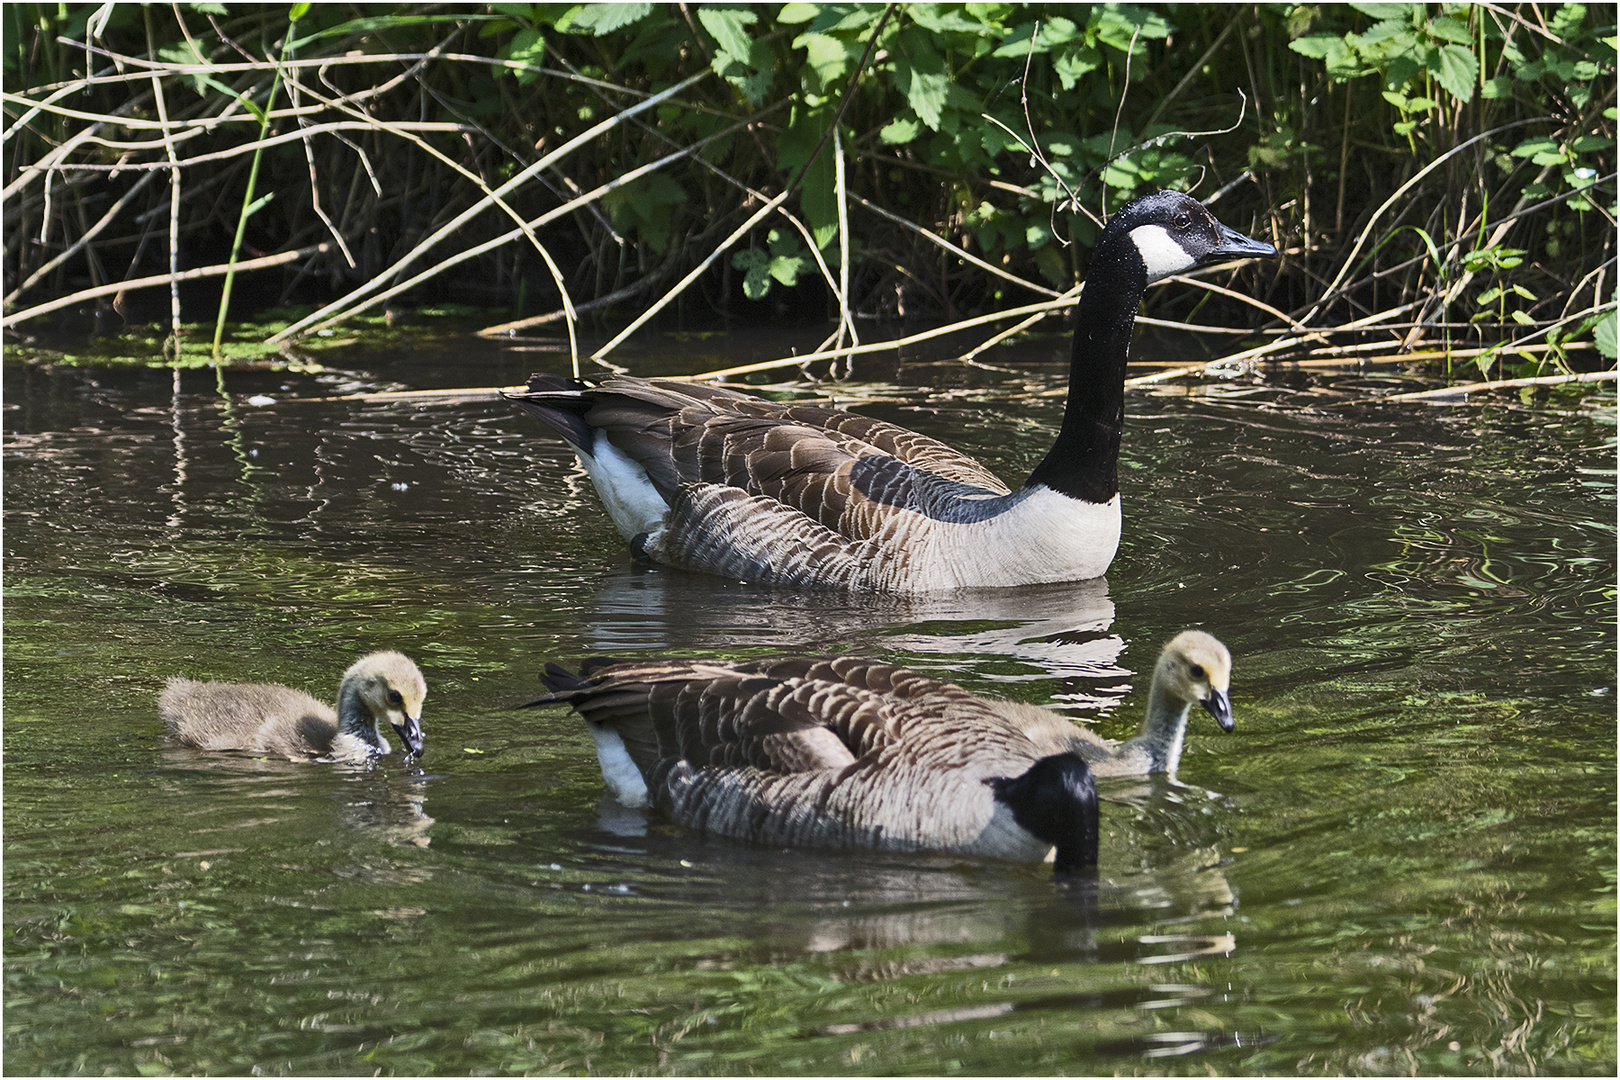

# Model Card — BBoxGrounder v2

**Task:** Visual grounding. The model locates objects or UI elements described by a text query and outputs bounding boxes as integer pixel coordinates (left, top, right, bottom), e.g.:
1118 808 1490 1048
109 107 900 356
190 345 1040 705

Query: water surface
4 336 1614 1075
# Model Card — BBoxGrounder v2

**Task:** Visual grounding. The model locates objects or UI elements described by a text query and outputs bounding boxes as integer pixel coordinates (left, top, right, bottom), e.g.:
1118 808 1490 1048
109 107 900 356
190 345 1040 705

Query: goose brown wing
509 376 1012 531
550 657 1058 779
541 660 861 777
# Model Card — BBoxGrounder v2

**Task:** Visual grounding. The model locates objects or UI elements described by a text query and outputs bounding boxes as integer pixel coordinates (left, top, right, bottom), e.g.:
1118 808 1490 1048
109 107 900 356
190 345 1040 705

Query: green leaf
1480 75 1513 99
500 27 546 82
1509 136 1560 159
795 32 851 90
1593 312 1617 359
901 66 950 130
993 16 1078 57
1034 245 1068 286
776 110 840 248
698 6 758 58
1290 32 1344 59
1432 42 1477 102
1357 18 1418 47
570 3 653 34
1427 15 1472 44
908 4 986 33
700 7 773 104
288 3 311 20
880 117 922 145
1350 2 1420 20
287 14 492 51
767 245 807 287
1549 3 1589 38
732 247 773 299
1052 42 1103 89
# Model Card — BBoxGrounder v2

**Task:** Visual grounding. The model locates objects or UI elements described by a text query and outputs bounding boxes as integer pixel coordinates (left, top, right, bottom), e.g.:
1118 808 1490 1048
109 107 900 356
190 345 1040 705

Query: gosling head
341 651 427 757
1156 630 1234 733
1109 190 1277 283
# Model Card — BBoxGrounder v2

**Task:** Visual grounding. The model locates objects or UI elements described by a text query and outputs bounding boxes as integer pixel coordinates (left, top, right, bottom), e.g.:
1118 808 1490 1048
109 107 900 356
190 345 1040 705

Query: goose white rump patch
576 437 669 540
1130 224 1197 281
588 724 650 807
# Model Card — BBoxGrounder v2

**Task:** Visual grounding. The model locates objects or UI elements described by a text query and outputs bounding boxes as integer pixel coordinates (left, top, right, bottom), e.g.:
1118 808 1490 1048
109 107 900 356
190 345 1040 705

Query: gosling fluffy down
529 630 1234 871
161 650 427 765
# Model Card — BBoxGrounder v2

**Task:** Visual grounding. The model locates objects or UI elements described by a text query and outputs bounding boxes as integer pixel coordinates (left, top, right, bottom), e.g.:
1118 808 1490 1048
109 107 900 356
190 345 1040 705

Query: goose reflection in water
573 567 1125 705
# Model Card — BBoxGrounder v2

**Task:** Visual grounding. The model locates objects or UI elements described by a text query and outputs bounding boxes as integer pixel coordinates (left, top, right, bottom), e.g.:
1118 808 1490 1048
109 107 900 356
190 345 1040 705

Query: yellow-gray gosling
161 651 426 765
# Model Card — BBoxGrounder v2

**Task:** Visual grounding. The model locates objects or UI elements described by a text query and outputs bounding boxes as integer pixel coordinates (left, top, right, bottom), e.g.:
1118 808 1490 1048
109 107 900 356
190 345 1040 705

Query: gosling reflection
335 770 435 849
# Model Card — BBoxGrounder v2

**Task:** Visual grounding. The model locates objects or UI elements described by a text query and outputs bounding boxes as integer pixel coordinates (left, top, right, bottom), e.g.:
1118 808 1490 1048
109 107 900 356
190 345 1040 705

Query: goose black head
1106 190 1277 284
992 752 1099 877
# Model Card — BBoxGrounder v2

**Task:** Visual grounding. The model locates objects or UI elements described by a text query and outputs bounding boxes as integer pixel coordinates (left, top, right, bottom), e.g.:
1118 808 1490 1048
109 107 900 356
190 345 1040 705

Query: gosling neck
337 681 389 755
1133 679 1194 775
1024 232 1148 505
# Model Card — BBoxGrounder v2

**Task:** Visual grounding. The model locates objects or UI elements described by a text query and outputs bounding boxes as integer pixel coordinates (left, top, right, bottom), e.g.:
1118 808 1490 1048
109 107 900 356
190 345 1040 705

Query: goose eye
1174 212 1192 230
1188 663 1205 680
387 689 404 707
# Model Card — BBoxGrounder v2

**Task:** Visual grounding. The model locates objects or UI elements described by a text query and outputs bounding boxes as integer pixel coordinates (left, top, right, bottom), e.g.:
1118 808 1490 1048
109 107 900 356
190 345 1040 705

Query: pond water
4 332 1615 1076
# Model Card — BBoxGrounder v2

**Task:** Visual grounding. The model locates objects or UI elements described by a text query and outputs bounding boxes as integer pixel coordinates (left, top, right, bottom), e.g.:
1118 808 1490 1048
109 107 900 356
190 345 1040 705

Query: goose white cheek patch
1129 224 1197 280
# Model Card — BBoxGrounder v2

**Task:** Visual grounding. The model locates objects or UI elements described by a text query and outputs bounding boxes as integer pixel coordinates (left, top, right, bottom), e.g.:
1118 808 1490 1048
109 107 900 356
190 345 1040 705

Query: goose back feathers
532 630 1235 870
506 190 1275 592
161 650 427 765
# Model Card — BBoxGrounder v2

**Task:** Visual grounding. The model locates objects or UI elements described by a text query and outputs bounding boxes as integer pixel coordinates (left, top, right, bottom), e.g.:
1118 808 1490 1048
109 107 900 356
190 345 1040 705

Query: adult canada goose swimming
505 190 1275 592
160 651 427 765
529 630 1234 873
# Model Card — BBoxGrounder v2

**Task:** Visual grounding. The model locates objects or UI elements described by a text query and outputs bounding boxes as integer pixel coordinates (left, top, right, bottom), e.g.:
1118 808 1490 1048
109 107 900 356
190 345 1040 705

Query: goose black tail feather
501 373 595 451
521 657 647 708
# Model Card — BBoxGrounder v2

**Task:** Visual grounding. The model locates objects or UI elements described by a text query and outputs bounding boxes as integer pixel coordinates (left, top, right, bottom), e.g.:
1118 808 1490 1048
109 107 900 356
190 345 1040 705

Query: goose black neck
1025 234 1148 504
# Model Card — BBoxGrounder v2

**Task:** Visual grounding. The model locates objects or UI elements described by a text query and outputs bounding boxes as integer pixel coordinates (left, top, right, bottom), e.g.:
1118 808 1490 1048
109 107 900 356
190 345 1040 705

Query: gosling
1073 629 1233 777
160 650 426 765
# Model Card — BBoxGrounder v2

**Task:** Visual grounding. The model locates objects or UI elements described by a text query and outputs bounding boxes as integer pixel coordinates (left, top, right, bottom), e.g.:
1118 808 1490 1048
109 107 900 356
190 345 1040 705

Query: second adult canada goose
528 630 1234 872
160 650 427 765
505 191 1275 592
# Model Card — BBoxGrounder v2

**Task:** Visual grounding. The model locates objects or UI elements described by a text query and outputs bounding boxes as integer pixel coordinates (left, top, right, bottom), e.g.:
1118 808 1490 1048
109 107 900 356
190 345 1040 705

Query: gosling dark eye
1188 663 1205 680
387 689 404 707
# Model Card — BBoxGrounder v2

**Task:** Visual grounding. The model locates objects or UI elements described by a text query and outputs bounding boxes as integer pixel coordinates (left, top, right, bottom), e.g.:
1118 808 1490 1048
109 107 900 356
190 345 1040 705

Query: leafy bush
2 3 1613 377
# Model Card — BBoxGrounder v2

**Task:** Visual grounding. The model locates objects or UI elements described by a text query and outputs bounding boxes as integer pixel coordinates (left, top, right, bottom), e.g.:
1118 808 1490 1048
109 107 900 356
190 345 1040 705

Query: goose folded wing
559 663 861 775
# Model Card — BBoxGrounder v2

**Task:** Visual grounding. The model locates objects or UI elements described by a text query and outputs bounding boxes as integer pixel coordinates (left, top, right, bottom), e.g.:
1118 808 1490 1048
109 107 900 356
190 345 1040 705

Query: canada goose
528 631 1233 872
160 651 427 765
504 191 1275 592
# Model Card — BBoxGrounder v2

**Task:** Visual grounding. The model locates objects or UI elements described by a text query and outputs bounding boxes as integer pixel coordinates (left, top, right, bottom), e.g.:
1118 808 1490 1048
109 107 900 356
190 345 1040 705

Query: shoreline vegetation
2 3 1614 395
